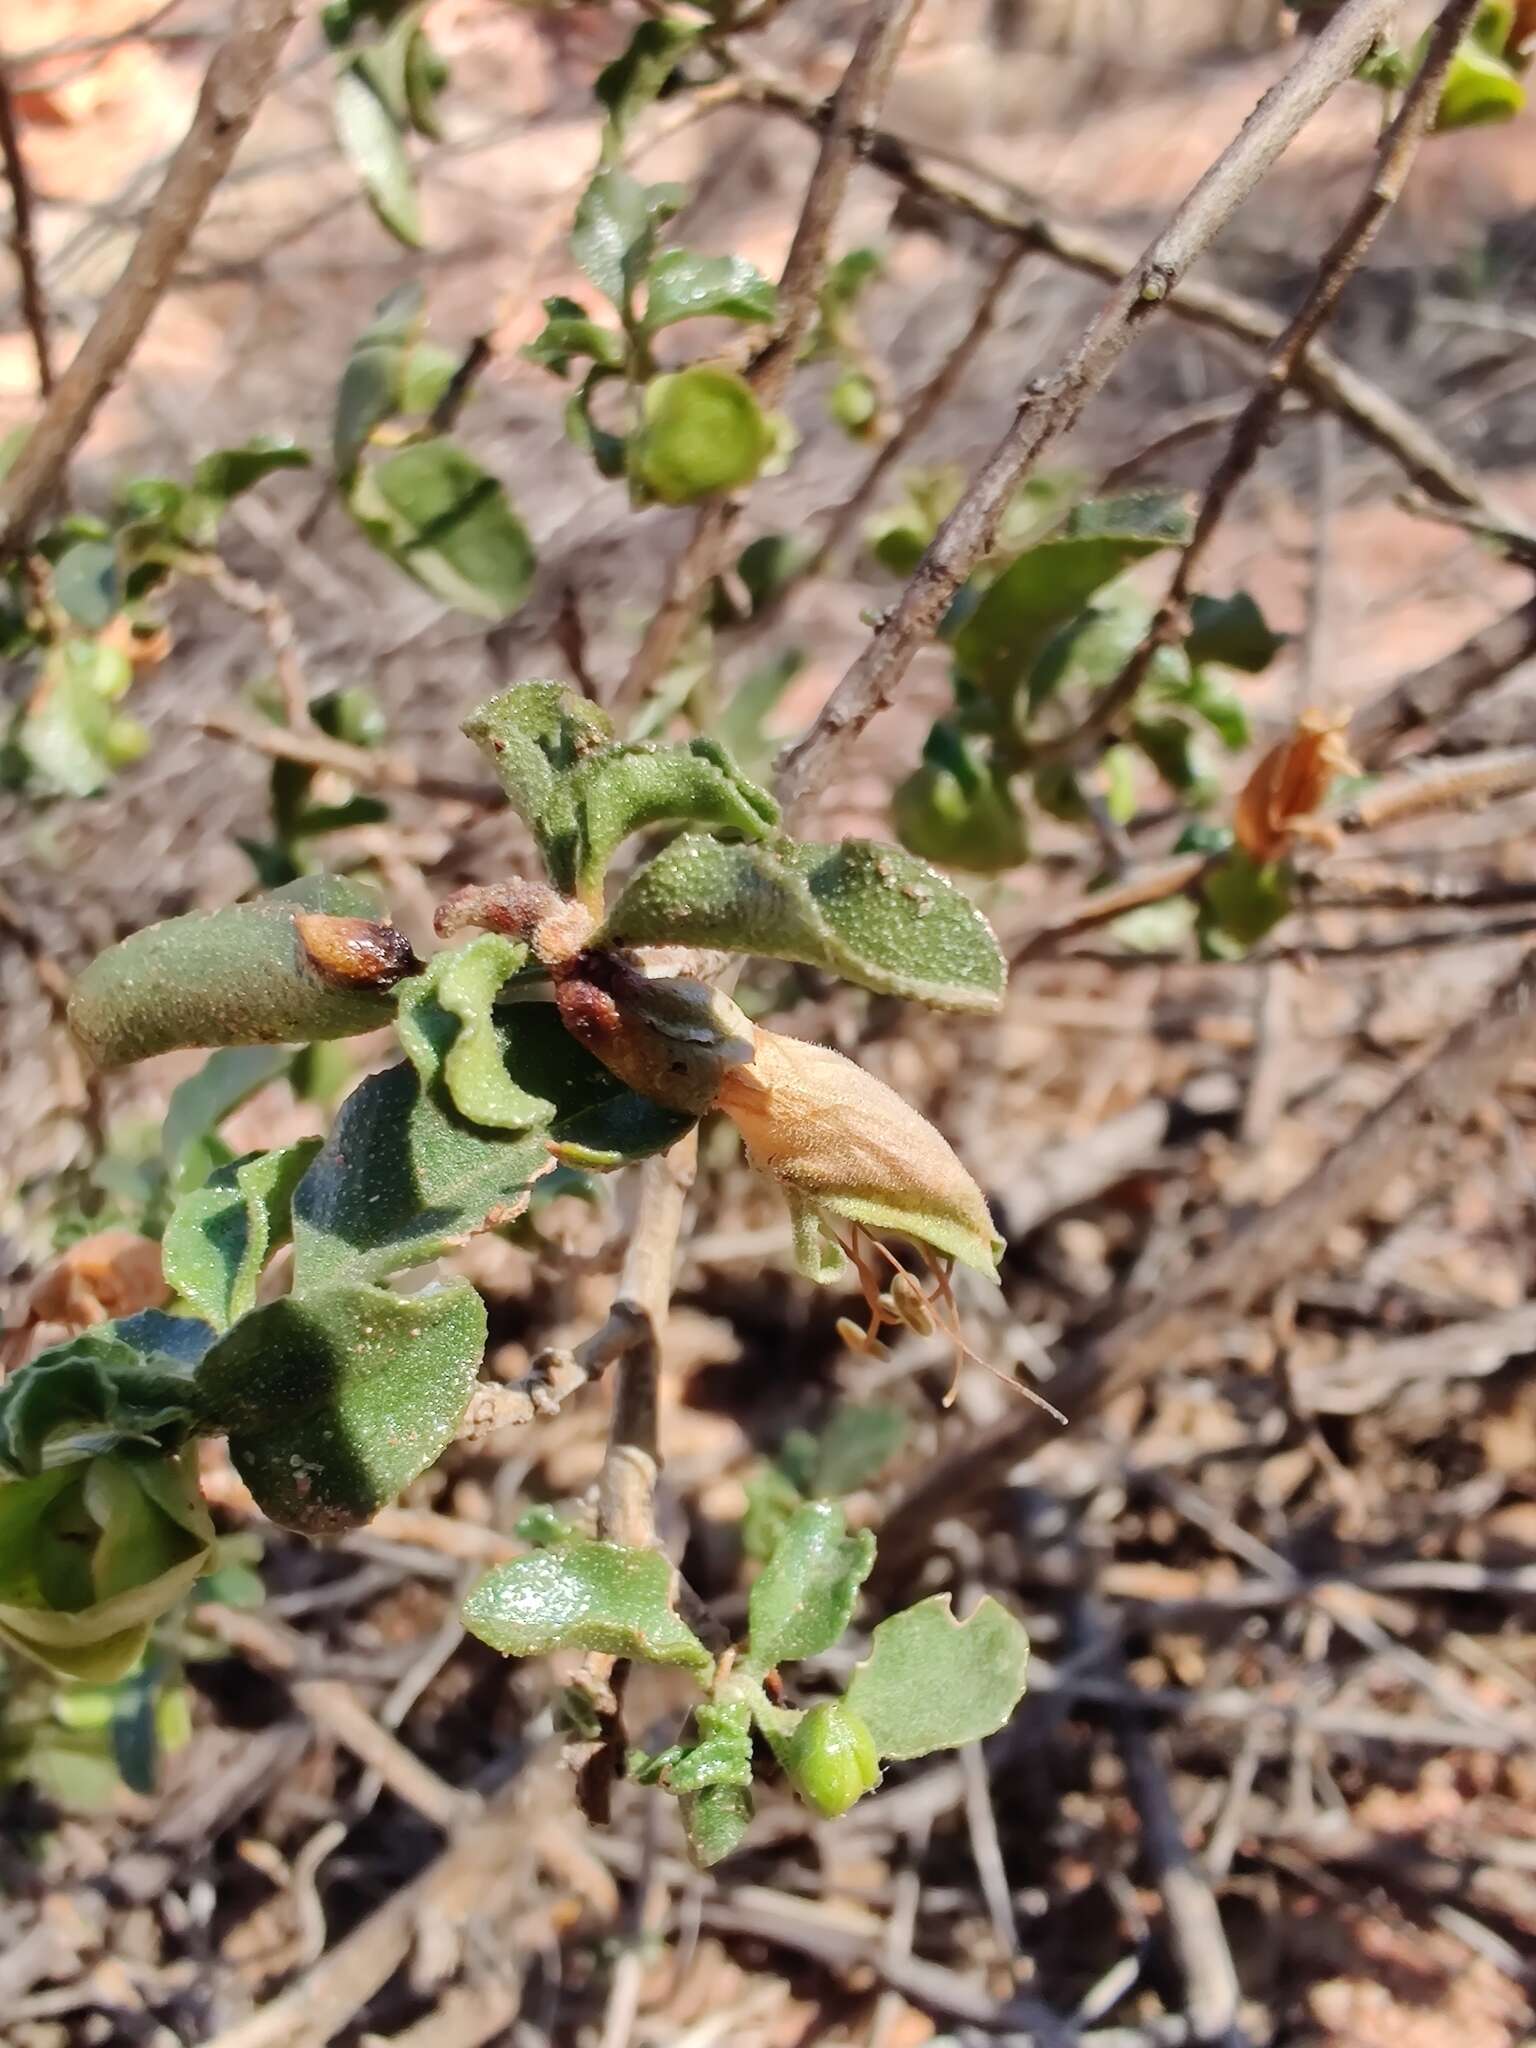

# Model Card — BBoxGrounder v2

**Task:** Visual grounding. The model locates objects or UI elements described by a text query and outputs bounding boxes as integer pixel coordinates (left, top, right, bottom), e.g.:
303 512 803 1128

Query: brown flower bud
294 914 419 993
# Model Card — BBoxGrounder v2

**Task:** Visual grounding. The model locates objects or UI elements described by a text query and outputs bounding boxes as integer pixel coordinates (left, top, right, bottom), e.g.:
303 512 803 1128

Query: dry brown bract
1233 709 1358 861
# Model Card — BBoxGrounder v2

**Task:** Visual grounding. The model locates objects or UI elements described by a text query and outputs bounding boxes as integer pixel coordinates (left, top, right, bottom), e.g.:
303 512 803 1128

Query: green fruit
785 1700 881 1819
629 366 773 505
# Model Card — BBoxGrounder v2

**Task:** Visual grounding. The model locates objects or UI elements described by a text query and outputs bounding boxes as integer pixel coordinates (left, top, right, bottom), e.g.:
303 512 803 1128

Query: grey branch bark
774 0 1399 816
0 0 301 561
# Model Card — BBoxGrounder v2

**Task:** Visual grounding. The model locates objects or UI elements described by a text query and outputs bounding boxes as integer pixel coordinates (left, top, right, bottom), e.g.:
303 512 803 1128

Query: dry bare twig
775 0 1400 816
1023 0 1482 773
0 0 301 560
0 58 53 396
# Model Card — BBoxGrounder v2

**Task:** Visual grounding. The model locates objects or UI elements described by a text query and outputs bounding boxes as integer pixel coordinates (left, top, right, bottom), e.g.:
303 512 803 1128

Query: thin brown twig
774 0 1400 817
816 242 1027 579
196 707 499 807
1030 0 1478 772
0 60 53 396
0 0 301 561
732 64 1488 518
1347 592 1536 763
615 0 927 712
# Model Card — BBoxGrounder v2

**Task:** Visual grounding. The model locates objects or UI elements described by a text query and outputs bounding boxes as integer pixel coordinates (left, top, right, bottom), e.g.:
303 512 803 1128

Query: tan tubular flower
1233 710 1358 862
714 1024 1003 1283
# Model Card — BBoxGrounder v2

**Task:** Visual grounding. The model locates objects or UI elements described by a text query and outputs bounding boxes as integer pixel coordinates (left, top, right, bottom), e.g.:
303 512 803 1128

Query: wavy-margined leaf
571 169 684 312
956 492 1192 699
892 725 1029 875
461 682 777 900
1185 590 1284 674
682 1782 753 1867
0 1450 214 1682
845 1594 1030 1760
161 1141 321 1331
348 438 534 620
629 366 773 505
198 1279 485 1534
334 283 424 475
571 736 778 899
462 1540 713 1675
396 934 547 1131
462 681 614 888
602 833 1007 1012
334 56 422 246
745 1501 874 1672
292 1003 691 1286
595 15 699 150
68 875 394 1071
643 251 777 333
522 296 627 378
0 1314 212 1480
162 1046 293 1190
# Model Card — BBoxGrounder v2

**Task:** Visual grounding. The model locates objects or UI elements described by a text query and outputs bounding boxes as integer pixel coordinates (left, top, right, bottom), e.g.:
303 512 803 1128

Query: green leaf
462 1540 713 1675
396 934 550 1130
714 648 804 779
292 1005 690 1286
0 1451 214 1682
809 1404 907 1497
162 1047 292 1188
0 1317 211 1480
1132 714 1216 803
745 1501 874 1671
845 1594 1030 1761
1435 21 1525 126
571 735 779 899
68 874 395 1070
198 1279 485 1534
1026 589 1156 713
349 437 534 619
893 726 1028 875
461 680 614 890
564 367 629 479
571 169 683 312
728 533 817 619
53 541 119 630
1172 670 1250 751
521 296 627 378
956 493 1192 698
1185 591 1284 673
403 24 449 138
595 16 698 148
16 636 138 798
681 1781 753 1867
191 436 311 508
161 1141 321 1331
602 834 1007 1012
741 1460 805 1564
629 367 772 505
643 251 777 333
334 57 422 246
334 283 423 475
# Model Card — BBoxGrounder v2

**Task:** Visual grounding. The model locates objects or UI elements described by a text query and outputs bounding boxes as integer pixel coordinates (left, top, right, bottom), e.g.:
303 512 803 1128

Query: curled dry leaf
1233 709 1357 861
